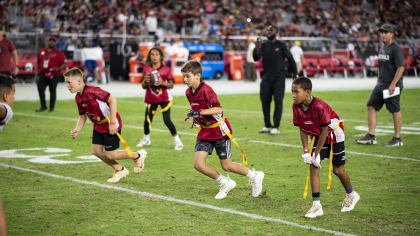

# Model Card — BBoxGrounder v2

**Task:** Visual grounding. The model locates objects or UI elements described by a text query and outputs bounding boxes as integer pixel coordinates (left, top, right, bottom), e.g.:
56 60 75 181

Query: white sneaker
174 137 184 151
305 202 324 218
249 171 264 197
341 191 360 212
136 137 151 147
258 127 271 134
269 128 279 135
107 167 129 183
133 149 147 173
215 177 236 199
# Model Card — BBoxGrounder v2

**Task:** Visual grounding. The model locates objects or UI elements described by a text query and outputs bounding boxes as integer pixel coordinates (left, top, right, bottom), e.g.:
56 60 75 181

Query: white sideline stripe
118 100 395 125
14 113 420 162
0 163 357 236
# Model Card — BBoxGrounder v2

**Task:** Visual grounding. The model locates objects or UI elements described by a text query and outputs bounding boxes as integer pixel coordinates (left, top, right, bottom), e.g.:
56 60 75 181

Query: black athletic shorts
92 129 121 151
195 137 231 159
367 83 402 113
313 141 346 166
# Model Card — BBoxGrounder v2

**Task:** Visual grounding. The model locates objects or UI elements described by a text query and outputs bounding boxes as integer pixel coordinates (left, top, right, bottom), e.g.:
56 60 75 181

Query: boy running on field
64 68 147 183
182 60 264 199
0 74 15 132
292 77 360 218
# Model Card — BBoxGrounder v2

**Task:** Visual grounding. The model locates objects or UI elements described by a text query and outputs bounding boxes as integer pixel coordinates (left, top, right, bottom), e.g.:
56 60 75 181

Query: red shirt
186 82 232 141
293 97 344 144
142 65 173 104
75 85 122 133
37 47 65 77
0 37 15 72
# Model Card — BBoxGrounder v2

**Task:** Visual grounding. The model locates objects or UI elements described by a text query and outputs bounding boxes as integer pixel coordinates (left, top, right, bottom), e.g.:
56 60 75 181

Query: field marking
0 163 357 236
117 100 396 125
14 113 420 162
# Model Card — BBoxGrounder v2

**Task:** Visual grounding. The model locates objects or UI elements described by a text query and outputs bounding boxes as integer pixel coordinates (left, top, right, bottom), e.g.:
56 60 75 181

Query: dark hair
0 74 14 97
292 76 312 91
181 60 202 76
145 47 164 66
63 67 84 79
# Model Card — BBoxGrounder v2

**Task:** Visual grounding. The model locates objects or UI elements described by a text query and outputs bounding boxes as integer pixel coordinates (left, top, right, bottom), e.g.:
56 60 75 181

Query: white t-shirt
0 103 13 131
145 16 157 33
246 42 256 63
290 45 304 64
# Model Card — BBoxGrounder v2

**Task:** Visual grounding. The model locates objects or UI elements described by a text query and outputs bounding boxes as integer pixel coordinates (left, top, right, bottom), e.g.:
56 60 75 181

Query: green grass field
0 88 419 235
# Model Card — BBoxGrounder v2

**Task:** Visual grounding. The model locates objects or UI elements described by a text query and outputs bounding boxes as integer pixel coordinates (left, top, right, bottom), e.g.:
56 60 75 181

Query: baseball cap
48 36 57 41
379 24 394 33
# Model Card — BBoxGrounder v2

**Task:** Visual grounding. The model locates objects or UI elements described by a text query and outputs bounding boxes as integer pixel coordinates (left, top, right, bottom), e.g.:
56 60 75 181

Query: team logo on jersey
304 121 313 125
41 51 45 55
82 103 87 107
191 103 200 106
378 54 389 60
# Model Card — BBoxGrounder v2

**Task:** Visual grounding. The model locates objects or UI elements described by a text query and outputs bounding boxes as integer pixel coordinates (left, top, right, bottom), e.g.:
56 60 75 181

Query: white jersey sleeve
0 103 13 131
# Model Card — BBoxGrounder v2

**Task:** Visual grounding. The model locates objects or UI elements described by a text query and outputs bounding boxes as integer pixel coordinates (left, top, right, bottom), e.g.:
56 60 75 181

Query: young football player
292 76 360 218
182 60 264 199
0 74 15 132
64 68 147 183
136 47 183 151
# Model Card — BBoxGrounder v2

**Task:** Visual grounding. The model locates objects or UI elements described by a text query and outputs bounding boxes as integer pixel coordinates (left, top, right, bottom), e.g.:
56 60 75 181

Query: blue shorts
195 137 231 159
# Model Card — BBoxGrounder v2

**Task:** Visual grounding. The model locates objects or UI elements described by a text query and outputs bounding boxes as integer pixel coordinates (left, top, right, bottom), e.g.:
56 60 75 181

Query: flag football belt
198 116 248 165
97 116 133 157
303 122 342 199
146 100 174 130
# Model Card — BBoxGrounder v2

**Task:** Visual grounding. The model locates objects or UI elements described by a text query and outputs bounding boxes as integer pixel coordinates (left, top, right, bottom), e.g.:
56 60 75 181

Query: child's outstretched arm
71 114 87 139
107 95 118 135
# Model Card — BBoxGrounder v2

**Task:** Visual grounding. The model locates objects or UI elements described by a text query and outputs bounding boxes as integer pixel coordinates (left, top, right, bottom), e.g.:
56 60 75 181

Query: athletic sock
216 175 225 183
312 192 320 202
174 135 181 142
246 169 256 179
345 185 353 194
368 133 375 138
144 134 150 140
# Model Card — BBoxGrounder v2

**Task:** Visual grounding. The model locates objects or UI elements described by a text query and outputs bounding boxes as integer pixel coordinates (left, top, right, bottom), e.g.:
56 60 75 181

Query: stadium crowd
3 0 420 40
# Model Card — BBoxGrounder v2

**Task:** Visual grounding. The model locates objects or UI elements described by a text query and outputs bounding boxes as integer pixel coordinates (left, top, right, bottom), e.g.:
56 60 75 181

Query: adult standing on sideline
253 25 297 135
244 37 257 81
290 40 305 76
0 25 18 78
36 36 66 112
356 24 405 146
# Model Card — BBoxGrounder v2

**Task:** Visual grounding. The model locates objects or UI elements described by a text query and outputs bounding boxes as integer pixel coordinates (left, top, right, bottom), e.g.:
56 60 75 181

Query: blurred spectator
0 25 18 77
244 37 256 81
290 40 305 75
145 10 157 36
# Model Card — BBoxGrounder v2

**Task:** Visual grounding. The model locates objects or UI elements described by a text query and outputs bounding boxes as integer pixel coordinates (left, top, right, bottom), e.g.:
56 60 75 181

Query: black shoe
355 133 377 145
384 137 403 147
36 107 47 112
49 109 54 112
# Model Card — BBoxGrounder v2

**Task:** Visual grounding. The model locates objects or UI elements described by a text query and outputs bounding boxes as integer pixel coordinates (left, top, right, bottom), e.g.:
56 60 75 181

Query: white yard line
0 163 358 236
117 100 398 125
14 113 420 162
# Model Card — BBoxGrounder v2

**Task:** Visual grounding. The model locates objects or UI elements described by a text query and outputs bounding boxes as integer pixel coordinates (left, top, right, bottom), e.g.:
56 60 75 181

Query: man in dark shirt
356 24 405 146
253 25 297 135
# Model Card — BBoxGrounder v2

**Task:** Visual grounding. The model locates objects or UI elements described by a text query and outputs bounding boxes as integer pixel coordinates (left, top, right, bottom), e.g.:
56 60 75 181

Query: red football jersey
37 47 66 76
75 85 122 133
293 97 344 144
142 65 173 104
186 82 232 141
0 37 15 72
